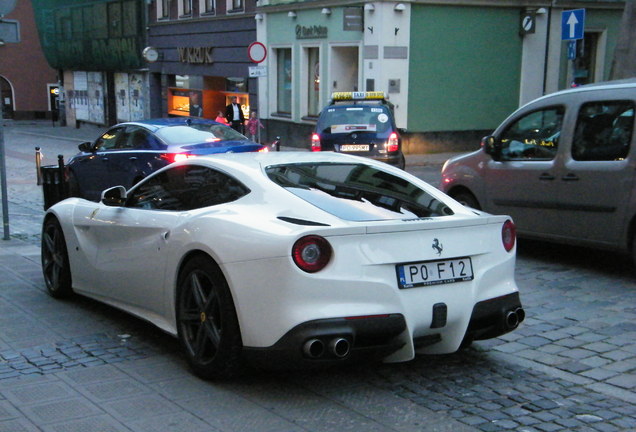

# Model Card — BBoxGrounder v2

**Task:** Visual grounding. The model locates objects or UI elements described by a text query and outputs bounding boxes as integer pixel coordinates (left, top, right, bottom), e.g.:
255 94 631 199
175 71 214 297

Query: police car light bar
331 91 386 101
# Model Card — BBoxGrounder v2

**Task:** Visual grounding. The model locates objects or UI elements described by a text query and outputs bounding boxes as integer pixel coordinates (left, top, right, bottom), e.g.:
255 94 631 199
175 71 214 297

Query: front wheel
176 255 243 379
41 217 73 298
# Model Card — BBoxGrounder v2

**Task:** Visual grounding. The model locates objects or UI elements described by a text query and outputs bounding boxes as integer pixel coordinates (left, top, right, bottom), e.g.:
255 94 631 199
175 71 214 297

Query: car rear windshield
265 163 453 221
316 106 393 135
156 124 248 145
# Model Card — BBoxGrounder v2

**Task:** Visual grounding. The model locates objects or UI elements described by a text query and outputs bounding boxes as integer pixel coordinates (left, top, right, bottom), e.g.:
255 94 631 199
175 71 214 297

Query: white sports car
41 151 524 379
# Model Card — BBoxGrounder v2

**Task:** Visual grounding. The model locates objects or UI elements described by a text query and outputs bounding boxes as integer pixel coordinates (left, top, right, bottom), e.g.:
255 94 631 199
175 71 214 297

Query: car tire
451 190 481 210
41 217 73 299
176 255 243 380
398 154 406 170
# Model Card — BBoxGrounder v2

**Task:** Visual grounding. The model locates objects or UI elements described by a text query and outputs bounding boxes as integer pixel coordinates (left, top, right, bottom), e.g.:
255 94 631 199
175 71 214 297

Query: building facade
255 0 626 152
32 0 149 127
0 0 58 120
145 0 259 129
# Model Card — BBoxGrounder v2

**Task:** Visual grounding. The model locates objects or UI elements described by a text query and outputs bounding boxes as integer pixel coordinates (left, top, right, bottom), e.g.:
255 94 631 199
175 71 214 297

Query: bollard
35 147 43 185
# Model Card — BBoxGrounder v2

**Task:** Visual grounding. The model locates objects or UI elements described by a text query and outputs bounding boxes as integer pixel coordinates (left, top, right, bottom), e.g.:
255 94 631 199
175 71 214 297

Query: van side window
499 107 564 161
572 101 634 161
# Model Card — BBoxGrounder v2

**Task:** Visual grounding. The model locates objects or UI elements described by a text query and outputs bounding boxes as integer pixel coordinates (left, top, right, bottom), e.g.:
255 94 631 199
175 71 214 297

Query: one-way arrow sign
561 9 585 40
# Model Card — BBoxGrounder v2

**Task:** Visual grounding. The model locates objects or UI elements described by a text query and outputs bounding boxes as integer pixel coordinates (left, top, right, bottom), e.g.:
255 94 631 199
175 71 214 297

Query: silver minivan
441 79 636 262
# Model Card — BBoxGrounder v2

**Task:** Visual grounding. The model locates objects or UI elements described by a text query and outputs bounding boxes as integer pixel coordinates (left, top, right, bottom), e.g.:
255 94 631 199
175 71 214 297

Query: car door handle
538 173 555 180
562 173 579 181
129 156 138 161
101 157 109 162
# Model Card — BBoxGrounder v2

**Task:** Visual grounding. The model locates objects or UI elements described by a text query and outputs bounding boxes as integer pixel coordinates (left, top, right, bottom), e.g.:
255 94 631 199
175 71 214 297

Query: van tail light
386 132 399 152
502 220 516 252
292 235 332 273
311 134 322 152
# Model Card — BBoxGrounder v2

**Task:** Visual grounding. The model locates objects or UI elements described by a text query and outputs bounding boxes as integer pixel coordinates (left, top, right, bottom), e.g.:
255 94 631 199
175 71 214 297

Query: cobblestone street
0 121 634 431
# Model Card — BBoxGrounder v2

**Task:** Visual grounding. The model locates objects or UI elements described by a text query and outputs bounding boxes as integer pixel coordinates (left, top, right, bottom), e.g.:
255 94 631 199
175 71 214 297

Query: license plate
396 257 474 289
340 144 369 152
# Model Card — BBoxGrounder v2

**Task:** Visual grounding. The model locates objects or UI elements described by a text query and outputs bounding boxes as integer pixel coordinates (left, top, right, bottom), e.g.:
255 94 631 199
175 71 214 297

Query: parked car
311 91 406 169
42 151 523 379
66 117 267 201
441 79 636 263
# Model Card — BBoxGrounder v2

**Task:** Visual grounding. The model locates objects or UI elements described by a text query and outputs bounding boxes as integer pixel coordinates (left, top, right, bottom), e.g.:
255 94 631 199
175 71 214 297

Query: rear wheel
176 255 243 379
41 217 73 298
451 190 481 210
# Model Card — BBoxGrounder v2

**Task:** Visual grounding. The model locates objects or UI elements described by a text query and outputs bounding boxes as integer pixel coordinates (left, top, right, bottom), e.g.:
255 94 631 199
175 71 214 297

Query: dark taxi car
67 117 266 201
311 92 406 169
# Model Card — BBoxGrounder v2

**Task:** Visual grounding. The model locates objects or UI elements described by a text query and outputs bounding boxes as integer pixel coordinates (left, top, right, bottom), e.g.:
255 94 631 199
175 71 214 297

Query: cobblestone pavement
0 121 635 431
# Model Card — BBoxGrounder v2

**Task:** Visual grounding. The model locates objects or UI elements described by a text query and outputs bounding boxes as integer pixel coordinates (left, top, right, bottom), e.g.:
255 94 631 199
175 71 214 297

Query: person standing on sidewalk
245 111 264 143
225 96 245 133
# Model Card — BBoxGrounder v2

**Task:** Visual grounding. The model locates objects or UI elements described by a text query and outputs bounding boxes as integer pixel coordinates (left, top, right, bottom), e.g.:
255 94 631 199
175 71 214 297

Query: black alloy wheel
176 255 242 379
41 217 73 298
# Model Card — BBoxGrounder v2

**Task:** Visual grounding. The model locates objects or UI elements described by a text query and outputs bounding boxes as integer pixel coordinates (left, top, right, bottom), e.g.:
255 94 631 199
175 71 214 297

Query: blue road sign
562 9 585 40
567 40 577 60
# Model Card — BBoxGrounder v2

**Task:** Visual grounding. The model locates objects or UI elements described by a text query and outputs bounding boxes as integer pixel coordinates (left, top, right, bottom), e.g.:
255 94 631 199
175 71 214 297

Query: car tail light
502 220 516 252
386 132 399 152
161 153 195 163
258 146 269 152
311 134 322 152
292 235 332 273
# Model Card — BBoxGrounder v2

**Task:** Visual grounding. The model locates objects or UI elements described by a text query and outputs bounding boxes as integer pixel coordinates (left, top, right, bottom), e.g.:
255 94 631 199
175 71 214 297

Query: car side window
120 127 156 150
572 101 634 161
126 165 250 211
94 127 125 151
499 107 564 161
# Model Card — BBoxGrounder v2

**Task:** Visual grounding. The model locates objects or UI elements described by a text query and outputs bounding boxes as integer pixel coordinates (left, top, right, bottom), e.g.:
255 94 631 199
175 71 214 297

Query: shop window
157 0 169 20
275 48 292 115
200 0 215 15
179 0 192 18
227 0 243 13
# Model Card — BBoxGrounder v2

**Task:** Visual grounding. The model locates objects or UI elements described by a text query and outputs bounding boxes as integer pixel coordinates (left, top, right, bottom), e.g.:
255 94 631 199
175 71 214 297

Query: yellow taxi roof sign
331 91 386 101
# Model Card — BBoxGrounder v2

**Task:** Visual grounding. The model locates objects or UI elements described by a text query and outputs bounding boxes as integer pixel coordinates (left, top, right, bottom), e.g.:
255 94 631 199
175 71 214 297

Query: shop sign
296 25 328 39
178 47 213 64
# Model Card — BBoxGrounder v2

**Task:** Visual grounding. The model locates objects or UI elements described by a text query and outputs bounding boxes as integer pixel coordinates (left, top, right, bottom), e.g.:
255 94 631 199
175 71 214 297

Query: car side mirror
481 135 502 161
101 186 127 207
78 142 92 152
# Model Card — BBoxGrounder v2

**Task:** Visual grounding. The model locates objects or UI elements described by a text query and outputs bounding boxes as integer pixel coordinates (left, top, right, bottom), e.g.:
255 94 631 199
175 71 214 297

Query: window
228 0 243 12
157 0 169 19
306 47 320 116
499 107 564 160
179 0 192 17
266 163 453 221
572 101 633 161
127 165 250 211
200 0 215 14
94 127 125 151
276 48 292 115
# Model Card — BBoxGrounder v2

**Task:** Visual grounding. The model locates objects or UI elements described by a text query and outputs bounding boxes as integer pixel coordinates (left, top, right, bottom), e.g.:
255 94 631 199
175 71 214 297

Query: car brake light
292 235 332 273
161 153 195 163
502 220 516 252
258 146 269 152
386 132 399 152
311 134 322 152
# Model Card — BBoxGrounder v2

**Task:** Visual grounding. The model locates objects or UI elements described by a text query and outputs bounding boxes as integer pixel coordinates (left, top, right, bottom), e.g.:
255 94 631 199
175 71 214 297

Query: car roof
113 117 223 133
523 78 636 108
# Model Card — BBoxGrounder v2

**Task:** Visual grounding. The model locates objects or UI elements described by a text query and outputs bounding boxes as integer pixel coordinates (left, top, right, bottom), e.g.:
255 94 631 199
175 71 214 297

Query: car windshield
266 162 453 221
316 106 392 134
156 124 249 145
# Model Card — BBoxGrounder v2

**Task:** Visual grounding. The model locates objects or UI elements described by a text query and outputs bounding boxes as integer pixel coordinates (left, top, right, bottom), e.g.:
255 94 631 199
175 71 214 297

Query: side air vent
277 217 330 226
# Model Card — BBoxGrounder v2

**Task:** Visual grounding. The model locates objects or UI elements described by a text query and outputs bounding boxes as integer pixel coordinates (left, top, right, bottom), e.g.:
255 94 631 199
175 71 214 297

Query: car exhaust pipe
329 337 350 358
303 339 325 359
505 310 520 329
515 307 525 324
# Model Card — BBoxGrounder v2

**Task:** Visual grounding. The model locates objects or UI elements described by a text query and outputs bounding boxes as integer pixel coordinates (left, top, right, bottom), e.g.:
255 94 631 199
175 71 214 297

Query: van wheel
451 190 481 210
